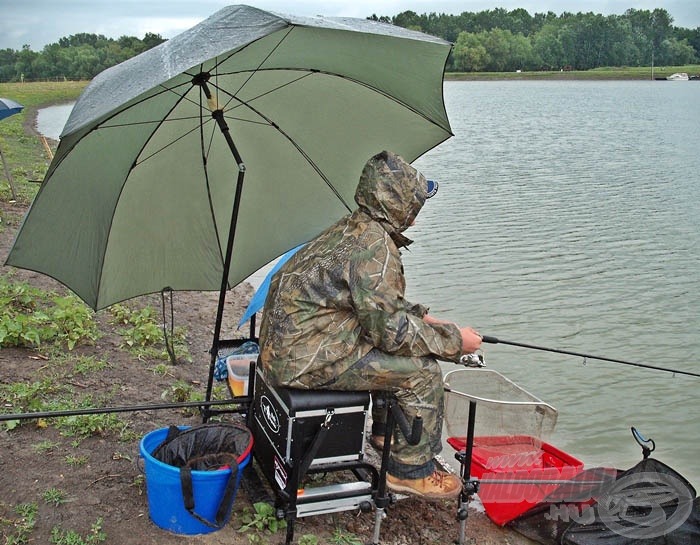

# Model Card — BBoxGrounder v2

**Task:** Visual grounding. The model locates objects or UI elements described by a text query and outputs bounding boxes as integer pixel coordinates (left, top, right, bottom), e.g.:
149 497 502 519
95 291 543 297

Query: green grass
0 81 87 204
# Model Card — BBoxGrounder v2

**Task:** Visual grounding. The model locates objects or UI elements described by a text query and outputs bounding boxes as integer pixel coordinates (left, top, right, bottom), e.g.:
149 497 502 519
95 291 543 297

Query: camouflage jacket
259 151 463 388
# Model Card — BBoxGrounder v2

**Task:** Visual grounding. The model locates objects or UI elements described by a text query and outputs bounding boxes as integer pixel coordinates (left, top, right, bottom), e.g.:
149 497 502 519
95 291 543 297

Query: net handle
445 389 557 410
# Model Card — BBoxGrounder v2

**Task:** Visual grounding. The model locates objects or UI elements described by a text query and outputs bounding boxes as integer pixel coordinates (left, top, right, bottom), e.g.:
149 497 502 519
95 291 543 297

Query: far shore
446 66 700 81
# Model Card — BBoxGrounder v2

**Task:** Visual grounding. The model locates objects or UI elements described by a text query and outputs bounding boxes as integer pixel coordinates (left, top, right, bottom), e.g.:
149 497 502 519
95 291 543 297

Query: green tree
140 32 166 51
532 23 564 69
658 38 698 64
14 45 38 80
0 48 18 80
624 8 674 66
453 32 490 71
392 11 422 31
58 33 107 48
481 28 532 71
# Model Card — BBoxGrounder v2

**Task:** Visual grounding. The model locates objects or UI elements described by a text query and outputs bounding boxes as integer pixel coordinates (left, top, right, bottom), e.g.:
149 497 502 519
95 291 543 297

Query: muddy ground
0 116 537 545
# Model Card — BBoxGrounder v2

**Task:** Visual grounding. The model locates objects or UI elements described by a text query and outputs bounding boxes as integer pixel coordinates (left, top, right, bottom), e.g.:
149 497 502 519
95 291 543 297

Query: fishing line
481 335 700 378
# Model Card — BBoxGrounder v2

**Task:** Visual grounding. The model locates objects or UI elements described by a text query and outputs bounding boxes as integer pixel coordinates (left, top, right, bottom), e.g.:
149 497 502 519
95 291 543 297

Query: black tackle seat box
252 367 370 492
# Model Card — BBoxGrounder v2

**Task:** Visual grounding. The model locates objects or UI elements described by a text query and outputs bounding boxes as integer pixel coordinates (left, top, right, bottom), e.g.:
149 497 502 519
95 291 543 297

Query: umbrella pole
196 76 247 418
0 144 18 201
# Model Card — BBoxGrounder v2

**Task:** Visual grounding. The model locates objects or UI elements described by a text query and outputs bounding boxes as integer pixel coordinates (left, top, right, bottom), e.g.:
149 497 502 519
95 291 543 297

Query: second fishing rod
478 335 700 378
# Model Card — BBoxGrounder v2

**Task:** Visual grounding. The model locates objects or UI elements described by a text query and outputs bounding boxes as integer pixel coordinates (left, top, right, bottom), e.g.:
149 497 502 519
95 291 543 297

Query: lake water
37 81 700 483
408 80 700 483
35 103 74 140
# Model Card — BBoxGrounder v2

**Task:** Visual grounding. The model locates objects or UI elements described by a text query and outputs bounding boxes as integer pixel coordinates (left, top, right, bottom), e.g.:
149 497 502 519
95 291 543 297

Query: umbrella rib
228 26 294 106
124 79 224 167
206 66 452 134
92 85 197 307
202 25 295 113
99 114 206 129
108 79 227 268
43 81 192 177
196 83 226 268
204 64 452 212
132 117 215 168
209 78 353 213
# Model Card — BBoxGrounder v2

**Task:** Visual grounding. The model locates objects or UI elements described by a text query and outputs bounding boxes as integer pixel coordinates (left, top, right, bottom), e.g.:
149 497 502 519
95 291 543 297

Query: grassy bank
0 81 87 204
447 63 700 80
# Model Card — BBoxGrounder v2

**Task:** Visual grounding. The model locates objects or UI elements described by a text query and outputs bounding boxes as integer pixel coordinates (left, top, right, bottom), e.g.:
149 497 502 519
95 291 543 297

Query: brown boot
386 469 461 500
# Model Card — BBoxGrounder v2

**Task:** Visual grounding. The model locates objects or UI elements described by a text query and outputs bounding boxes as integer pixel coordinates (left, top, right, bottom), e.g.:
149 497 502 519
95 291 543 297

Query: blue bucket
140 426 252 535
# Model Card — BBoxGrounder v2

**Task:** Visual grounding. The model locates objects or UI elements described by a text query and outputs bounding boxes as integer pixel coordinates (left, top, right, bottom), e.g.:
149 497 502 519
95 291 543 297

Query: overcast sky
2 0 699 51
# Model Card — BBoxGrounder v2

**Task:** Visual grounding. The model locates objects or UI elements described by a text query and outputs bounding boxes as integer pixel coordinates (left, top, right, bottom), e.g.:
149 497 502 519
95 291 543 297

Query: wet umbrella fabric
0 98 24 121
5 5 453 311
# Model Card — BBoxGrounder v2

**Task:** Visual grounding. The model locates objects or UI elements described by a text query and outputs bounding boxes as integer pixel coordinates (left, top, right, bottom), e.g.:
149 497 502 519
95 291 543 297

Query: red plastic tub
447 435 584 525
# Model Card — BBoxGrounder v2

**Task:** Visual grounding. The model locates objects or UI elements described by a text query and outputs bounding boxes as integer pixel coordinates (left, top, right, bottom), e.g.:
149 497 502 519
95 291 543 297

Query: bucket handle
179 454 239 529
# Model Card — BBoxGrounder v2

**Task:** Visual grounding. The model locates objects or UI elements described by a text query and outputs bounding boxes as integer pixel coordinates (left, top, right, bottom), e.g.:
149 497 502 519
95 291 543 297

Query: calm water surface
38 81 700 483
408 81 700 482
35 103 74 140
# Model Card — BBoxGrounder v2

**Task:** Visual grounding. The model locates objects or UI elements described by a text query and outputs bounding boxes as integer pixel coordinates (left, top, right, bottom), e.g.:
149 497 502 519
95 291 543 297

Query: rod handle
481 335 499 344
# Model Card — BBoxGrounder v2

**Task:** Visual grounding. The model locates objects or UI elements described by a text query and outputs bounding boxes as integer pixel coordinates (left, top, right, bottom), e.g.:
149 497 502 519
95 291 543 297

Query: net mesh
443 368 558 440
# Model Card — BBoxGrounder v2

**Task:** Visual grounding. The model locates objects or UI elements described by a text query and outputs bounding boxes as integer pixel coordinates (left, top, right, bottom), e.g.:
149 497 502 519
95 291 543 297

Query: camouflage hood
259 149 462 389
354 151 429 247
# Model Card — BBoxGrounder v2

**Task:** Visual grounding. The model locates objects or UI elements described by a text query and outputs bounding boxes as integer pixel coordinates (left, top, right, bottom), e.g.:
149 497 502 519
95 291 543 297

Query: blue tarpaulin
237 244 304 329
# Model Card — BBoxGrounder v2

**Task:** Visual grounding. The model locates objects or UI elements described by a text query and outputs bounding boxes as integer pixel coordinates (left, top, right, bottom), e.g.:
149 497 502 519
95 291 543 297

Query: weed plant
32 439 59 453
42 488 68 507
0 274 99 349
330 528 363 545
49 518 106 545
239 502 286 534
109 303 191 363
0 502 38 544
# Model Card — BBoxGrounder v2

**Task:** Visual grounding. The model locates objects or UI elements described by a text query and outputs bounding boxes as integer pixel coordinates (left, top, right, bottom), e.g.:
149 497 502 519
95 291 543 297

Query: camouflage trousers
313 348 444 476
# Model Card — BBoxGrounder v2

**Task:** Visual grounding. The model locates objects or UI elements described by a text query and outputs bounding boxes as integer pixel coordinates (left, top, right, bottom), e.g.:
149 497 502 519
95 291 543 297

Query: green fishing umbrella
6 5 453 357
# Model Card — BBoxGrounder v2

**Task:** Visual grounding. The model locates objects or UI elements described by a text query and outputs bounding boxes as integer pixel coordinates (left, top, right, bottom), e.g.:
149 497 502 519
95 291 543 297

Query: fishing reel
459 352 485 368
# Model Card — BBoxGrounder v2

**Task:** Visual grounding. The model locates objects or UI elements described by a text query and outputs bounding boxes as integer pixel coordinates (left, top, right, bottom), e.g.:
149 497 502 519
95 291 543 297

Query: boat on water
667 72 690 81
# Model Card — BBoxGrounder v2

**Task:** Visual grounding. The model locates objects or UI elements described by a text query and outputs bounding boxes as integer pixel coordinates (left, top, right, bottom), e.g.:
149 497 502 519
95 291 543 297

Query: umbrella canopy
0 97 24 121
6 4 452 312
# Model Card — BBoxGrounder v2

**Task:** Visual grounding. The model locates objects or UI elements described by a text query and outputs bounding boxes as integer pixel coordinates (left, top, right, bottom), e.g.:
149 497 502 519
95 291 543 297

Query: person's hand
423 314 457 325
423 313 451 326
459 327 482 354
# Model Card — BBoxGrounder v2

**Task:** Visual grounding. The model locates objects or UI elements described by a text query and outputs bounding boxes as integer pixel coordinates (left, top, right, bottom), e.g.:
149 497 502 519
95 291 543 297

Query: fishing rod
481 335 700 378
0 398 248 423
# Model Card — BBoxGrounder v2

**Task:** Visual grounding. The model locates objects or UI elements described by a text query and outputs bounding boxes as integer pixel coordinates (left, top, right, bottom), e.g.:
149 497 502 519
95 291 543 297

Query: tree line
371 7 699 71
1 7 698 82
0 33 166 82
